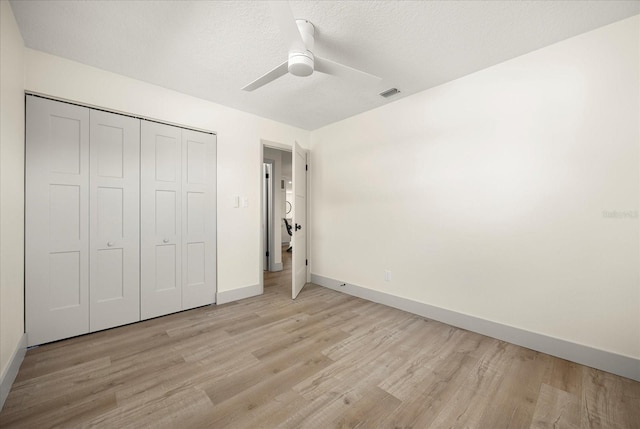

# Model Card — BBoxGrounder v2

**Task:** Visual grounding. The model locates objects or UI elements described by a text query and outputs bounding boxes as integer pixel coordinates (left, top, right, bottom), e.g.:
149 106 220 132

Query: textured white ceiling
9 1 640 130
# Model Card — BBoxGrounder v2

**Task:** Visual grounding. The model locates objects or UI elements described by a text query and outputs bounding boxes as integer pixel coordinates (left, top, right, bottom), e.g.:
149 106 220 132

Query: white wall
310 16 640 359
0 0 26 390
23 49 310 297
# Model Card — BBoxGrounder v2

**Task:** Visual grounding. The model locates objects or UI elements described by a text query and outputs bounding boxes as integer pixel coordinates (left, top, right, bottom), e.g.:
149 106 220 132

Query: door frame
260 140 303 294
262 160 275 272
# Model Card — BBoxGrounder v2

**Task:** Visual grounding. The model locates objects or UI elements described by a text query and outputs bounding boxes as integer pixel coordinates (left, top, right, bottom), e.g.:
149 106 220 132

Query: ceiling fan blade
269 1 306 53
315 56 382 87
242 60 289 91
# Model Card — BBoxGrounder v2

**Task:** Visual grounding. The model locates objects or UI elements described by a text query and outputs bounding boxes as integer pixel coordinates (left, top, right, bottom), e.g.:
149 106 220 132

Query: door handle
107 241 115 247
163 238 169 243
295 223 302 231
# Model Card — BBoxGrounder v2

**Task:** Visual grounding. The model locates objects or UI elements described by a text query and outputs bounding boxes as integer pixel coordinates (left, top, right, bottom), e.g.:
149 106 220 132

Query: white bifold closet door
181 129 217 310
89 110 140 331
140 121 216 320
26 97 91 346
26 97 141 346
27 96 215 345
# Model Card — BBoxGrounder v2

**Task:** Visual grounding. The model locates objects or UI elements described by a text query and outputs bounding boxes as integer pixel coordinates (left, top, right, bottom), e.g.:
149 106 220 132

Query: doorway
262 147 292 274
262 142 307 299
262 144 297 293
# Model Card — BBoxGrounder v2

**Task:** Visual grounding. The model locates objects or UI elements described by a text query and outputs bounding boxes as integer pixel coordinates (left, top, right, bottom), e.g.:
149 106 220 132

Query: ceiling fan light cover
288 51 314 77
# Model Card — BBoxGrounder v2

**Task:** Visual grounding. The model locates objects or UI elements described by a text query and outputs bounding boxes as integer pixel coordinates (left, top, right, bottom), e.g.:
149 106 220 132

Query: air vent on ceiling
379 88 400 98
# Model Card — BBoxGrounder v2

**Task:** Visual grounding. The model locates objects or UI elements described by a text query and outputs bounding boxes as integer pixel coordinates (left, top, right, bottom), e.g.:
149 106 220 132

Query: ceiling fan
242 1 382 91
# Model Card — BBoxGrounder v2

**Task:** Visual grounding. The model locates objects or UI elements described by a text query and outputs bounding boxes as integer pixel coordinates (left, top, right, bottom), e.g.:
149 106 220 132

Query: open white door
292 142 307 299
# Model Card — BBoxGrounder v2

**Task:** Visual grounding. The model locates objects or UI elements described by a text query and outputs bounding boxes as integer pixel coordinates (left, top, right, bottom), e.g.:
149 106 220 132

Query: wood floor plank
223 305 311 336
88 387 214 429
426 341 513 428
544 357 584 396
294 353 406 429
2 247 639 428
333 385 401 429
476 347 553 428
197 354 334 428
530 383 580 429
179 322 288 364
293 350 405 402
377 341 496 428
581 367 640 429
245 389 311 429
1 391 118 429
379 326 479 400
9 357 112 407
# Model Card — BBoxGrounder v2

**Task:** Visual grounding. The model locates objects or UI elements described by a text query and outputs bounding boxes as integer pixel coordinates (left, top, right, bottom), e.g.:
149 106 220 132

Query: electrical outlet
384 270 391 282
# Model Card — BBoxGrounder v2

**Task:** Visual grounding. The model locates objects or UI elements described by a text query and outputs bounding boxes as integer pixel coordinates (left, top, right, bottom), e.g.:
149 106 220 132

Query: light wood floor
2 248 639 428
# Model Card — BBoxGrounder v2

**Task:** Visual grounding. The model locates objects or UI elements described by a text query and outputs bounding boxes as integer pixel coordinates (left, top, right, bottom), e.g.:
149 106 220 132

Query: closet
25 96 216 347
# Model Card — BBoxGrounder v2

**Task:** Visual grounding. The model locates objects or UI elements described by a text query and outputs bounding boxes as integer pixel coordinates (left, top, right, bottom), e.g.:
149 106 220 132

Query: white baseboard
1 333 26 410
216 283 262 305
271 262 283 272
311 274 640 382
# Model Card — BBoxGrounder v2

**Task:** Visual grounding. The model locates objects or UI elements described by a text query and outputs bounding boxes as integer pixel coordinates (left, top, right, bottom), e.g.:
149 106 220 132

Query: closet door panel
89 110 140 331
49 184 81 242
155 190 178 237
48 251 81 309
182 130 216 310
141 121 182 319
26 97 90 346
95 248 124 301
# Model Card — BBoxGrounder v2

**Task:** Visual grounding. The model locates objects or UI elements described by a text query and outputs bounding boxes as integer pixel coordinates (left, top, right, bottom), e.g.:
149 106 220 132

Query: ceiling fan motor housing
288 51 314 76
288 19 315 77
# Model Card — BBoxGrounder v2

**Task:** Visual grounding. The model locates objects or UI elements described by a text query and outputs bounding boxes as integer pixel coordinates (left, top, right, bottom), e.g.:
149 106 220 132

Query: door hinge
305 259 308 266
265 173 269 179
305 164 308 171
266 251 269 257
